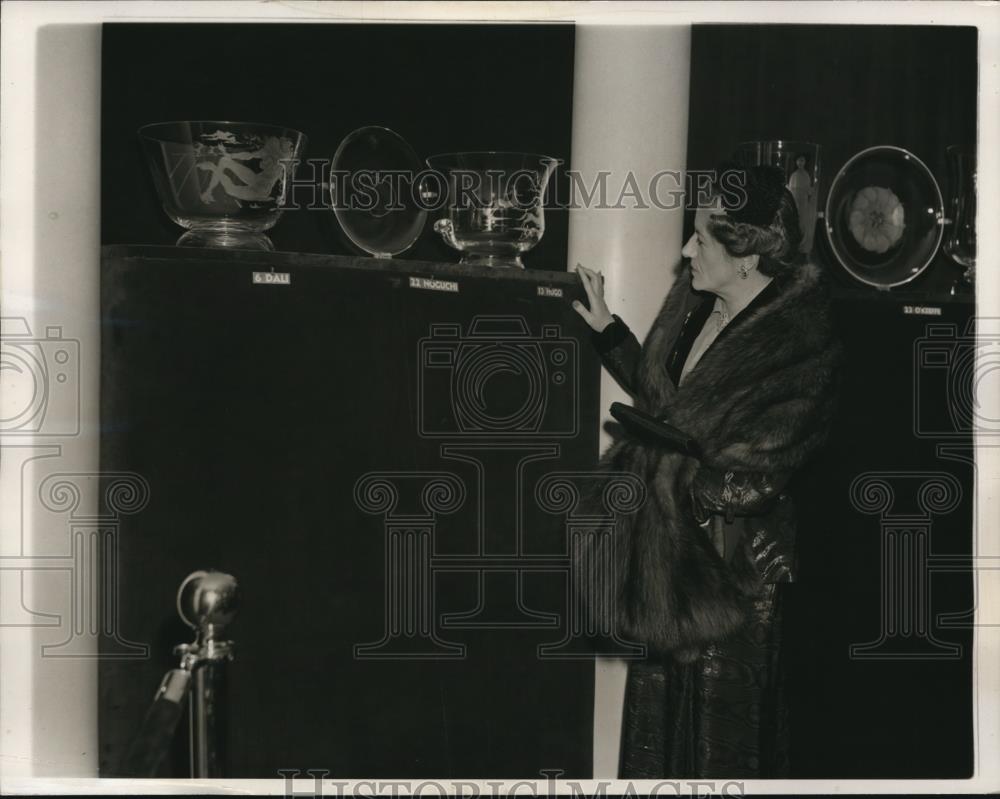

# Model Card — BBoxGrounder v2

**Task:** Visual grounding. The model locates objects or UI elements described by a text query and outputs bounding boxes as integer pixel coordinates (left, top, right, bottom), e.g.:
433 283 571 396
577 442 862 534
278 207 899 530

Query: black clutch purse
609 401 701 457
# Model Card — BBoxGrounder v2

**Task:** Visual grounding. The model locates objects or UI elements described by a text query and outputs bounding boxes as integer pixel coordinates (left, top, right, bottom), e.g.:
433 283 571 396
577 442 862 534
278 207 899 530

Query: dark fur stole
584 262 839 659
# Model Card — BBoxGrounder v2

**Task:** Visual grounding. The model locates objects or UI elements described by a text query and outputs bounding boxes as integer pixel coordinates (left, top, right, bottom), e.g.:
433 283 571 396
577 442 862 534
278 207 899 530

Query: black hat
716 162 785 227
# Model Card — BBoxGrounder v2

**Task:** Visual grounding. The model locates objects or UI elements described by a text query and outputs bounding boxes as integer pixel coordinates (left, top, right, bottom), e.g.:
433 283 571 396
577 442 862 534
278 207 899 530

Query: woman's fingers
578 273 598 308
572 266 592 312
577 263 600 285
587 266 606 296
572 299 594 326
575 263 604 304
574 263 611 331
574 265 594 303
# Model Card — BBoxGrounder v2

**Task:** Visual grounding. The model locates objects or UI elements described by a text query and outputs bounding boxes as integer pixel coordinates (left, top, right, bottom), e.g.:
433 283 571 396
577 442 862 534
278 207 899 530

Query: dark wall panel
687 24 976 299
688 24 977 778
99 247 600 778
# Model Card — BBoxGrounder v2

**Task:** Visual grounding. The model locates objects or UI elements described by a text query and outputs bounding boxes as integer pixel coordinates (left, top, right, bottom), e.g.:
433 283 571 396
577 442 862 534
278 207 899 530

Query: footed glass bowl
139 121 308 251
425 152 560 269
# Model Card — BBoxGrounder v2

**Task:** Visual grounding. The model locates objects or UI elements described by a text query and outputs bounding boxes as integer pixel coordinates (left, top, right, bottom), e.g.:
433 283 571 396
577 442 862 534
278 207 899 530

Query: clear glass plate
330 126 427 258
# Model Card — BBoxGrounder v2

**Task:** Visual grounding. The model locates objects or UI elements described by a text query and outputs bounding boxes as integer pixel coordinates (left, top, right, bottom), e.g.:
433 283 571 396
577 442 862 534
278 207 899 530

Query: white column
0 11 102 777
566 24 692 778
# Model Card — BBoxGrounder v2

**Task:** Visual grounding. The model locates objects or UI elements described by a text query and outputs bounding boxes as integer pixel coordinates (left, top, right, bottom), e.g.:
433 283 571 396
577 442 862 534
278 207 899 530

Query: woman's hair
705 163 804 278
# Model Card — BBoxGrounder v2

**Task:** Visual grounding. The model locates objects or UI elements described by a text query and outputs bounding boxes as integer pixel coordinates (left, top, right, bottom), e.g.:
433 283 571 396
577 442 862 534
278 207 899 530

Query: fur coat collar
587 261 840 658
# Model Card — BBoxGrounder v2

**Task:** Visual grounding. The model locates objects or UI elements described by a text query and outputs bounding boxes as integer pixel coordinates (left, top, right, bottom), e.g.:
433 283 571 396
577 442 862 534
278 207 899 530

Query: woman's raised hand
572 263 615 332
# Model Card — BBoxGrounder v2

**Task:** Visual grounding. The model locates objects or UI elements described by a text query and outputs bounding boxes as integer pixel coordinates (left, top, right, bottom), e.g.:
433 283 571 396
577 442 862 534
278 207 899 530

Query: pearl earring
738 262 751 280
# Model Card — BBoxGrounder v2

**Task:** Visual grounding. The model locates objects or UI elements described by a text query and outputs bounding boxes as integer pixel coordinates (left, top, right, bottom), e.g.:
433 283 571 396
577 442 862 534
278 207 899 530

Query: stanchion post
174 570 238 778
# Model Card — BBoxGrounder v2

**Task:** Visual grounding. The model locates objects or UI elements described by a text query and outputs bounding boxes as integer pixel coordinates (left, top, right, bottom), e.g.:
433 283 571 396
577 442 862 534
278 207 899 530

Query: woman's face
681 205 741 294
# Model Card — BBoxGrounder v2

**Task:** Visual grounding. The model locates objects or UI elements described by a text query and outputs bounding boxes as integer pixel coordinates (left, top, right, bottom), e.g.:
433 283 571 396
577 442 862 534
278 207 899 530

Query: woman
572 164 839 778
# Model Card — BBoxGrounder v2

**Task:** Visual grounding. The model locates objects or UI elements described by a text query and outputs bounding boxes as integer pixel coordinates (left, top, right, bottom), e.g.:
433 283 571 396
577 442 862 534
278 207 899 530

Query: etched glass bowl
425 152 560 269
139 121 308 251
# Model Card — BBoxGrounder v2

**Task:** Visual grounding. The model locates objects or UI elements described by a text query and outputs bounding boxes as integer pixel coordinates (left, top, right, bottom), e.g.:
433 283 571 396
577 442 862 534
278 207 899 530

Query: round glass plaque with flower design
824 145 944 289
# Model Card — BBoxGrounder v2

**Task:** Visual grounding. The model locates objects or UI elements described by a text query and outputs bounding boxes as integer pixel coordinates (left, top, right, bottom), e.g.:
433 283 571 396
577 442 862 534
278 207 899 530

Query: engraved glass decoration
943 145 976 286
736 140 821 255
425 152 561 269
139 121 308 251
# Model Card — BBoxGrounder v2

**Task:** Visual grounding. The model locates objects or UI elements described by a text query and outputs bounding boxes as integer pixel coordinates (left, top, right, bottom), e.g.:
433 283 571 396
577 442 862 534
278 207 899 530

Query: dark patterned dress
619 578 790 778
592 281 795 778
